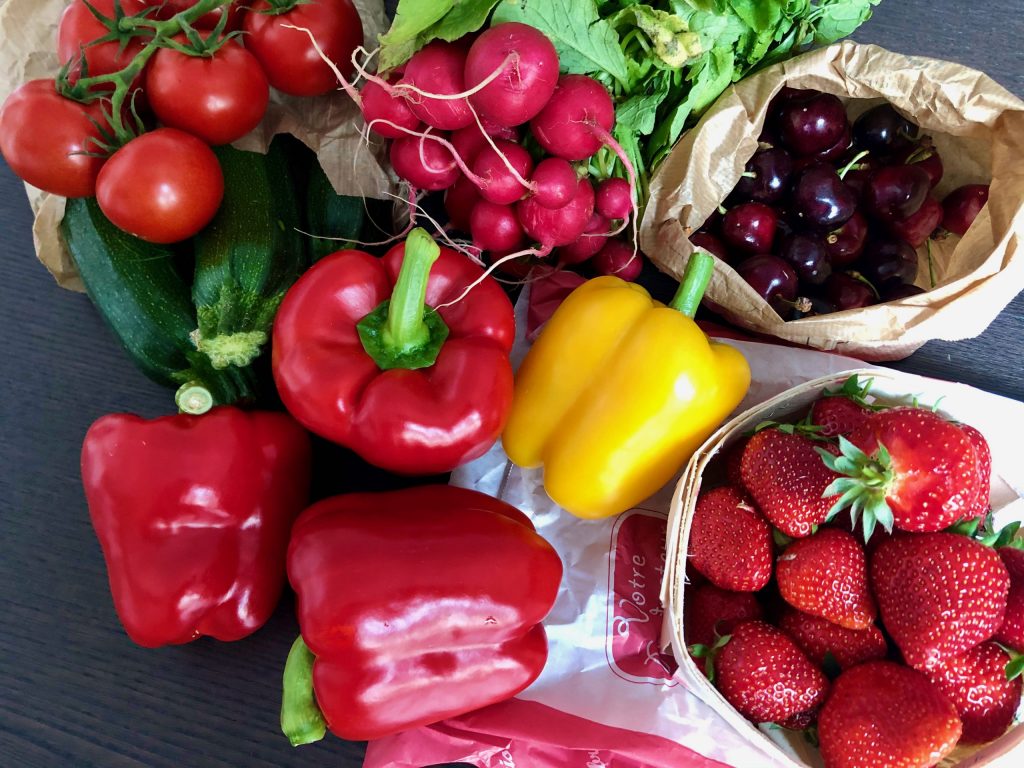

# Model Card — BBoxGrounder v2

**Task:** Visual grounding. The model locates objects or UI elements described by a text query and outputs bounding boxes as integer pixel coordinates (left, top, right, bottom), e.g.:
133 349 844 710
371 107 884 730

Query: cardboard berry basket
662 367 1024 768
640 40 1024 362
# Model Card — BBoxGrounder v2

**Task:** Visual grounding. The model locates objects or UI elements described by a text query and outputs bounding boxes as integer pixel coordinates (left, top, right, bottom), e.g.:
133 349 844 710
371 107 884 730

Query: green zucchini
191 137 307 370
61 197 254 406
304 154 366 261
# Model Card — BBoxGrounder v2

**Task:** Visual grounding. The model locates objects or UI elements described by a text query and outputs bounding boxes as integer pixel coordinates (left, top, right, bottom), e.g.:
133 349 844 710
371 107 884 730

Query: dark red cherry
865 165 931 221
814 124 852 163
777 92 849 156
721 202 778 254
852 103 919 157
792 163 857 230
888 197 942 247
735 254 798 315
898 143 944 188
941 184 990 236
824 211 868 267
689 231 733 263
824 272 875 310
859 238 918 286
779 234 832 286
880 281 926 301
732 147 795 204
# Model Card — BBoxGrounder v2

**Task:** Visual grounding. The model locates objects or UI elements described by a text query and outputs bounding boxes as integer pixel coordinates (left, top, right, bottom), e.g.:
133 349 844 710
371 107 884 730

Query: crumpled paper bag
640 40 1024 361
0 0 392 291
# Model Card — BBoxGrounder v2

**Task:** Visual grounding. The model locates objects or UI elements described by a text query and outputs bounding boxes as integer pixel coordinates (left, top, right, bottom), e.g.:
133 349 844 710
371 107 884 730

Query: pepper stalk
281 636 327 747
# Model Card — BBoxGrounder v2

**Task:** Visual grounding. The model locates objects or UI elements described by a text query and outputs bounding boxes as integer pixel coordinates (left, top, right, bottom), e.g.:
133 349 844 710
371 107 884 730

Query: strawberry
829 407 982 534
713 620 829 724
779 608 887 671
818 661 961 768
871 532 1010 671
960 423 992 520
685 584 764 651
722 437 748 490
811 396 870 438
778 710 816 731
688 486 773 592
925 641 1022 744
740 428 840 538
776 528 876 629
995 545 1024 652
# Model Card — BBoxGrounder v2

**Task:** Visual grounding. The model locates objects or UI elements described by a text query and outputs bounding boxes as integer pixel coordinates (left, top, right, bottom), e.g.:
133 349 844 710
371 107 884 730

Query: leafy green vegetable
377 0 883 205
491 0 630 87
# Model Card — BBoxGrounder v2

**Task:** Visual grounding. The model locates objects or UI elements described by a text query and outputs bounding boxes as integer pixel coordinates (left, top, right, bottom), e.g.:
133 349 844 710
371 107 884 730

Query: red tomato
243 0 363 97
129 1 245 30
0 79 109 198
57 0 147 89
96 128 224 243
146 38 269 145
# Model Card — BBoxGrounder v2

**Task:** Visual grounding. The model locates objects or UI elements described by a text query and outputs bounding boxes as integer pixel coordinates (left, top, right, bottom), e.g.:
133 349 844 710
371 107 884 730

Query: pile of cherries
691 88 990 318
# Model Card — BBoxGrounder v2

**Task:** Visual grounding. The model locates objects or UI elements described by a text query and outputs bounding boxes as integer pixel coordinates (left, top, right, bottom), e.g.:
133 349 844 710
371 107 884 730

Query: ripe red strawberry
871 532 1010 671
740 428 840 538
688 486 772 592
777 528 876 629
835 407 982 533
818 661 961 768
995 545 1024 652
685 584 764 650
926 641 1022 744
778 710 816 731
811 396 870 438
713 621 829 724
960 424 992 520
779 608 887 671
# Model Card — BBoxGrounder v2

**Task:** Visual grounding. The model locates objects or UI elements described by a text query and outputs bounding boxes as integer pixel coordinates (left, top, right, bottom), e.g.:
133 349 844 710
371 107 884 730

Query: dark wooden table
1 3 1022 766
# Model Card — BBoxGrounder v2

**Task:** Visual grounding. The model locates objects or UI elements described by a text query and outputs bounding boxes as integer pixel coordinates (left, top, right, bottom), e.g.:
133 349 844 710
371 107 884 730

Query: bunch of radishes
354 22 643 280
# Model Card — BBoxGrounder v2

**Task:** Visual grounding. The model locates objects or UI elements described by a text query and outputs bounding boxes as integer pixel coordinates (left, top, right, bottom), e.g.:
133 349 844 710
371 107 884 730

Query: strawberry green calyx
997 644 1024 681
688 633 731 682
816 436 896 543
821 374 879 410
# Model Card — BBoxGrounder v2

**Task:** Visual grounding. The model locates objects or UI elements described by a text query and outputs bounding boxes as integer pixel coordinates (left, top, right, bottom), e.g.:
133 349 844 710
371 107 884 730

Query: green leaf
628 5 704 68
811 0 881 45
429 0 502 42
491 0 631 87
381 0 454 47
379 0 498 70
1006 654 1024 681
728 0 784 32
615 76 672 135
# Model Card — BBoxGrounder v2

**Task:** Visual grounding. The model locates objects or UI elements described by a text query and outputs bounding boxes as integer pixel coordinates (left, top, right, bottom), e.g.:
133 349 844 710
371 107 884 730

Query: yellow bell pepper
502 251 750 519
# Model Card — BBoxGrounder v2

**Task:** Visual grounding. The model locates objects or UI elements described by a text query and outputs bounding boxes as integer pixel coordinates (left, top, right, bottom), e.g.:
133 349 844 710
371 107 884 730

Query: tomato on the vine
96 128 224 243
146 38 269 146
0 79 109 198
242 0 363 97
57 0 146 89
131 0 246 31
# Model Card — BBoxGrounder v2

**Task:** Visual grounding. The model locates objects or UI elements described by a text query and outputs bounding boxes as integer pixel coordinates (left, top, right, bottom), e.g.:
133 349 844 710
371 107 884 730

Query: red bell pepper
280 485 563 744
272 228 515 474
81 407 311 648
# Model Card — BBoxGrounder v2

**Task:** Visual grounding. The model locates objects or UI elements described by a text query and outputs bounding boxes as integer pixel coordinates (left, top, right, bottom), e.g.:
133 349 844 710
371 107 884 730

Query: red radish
479 115 520 141
596 177 632 220
471 139 534 205
530 157 578 209
594 239 642 281
444 174 481 232
464 22 559 127
389 135 459 191
450 125 491 166
517 176 595 249
470 201 524 253
400 41 473 130
530 75 614 161
360 78 421 139
557 212 609 265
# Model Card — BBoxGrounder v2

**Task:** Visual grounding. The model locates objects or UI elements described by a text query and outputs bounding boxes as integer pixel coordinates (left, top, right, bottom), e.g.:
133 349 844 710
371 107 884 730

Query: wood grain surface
1 2 1022 767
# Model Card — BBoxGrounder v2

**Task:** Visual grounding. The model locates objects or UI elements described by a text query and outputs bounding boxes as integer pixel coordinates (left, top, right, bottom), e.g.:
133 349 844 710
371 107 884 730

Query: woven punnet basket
662 368 1024 767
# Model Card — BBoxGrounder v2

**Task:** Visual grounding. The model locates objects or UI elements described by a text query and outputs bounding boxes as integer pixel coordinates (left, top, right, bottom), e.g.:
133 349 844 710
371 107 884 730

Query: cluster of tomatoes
0 0 362 243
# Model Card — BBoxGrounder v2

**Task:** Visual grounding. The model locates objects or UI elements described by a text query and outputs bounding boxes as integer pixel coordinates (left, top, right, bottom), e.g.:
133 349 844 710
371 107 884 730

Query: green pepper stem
669 250 714 318
383 227 440 353
280 636 327 747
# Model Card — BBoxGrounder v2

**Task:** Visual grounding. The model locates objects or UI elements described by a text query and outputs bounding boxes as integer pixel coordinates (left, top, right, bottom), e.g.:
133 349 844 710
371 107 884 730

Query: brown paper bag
640 41 1024 361
662 369 1024 767
0 0 394 292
